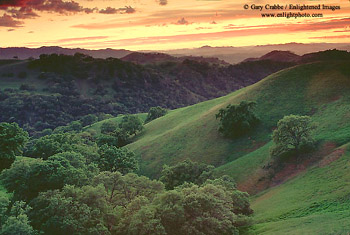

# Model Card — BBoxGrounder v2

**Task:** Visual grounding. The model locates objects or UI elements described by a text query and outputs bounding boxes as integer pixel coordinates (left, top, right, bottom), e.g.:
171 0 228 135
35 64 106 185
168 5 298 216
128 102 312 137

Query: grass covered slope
127 60 350 180
250 145 350 234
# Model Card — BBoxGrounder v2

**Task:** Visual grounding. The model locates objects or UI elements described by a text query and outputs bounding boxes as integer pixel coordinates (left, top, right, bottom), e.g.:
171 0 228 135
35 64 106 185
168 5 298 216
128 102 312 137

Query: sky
0 0 349 50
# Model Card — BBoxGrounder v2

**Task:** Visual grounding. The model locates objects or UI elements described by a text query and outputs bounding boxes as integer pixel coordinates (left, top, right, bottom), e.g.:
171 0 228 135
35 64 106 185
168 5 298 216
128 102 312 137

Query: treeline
0 118 253 234
0 53 295 134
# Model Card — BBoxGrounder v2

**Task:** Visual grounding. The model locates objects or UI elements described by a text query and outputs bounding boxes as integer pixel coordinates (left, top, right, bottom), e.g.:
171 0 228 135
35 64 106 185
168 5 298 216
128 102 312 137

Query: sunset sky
0 0 349 50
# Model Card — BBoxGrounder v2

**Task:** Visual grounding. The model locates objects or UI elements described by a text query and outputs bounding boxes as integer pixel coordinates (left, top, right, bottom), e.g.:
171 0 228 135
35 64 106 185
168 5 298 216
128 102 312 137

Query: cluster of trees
216 101 316 163
0 120 253 234
97 114 144 149
145 106 167 123
216 101 260 138
0 88 125 135
0 123 28 171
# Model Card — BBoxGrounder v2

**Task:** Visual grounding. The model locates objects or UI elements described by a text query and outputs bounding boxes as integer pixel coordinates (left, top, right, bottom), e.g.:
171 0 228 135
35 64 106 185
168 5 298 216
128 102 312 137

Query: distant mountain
0 46 132 60
159 43 350 64
121 52 177 64
243 50 300 63
242 49 350 64
300 49 350 63
121 52 229 65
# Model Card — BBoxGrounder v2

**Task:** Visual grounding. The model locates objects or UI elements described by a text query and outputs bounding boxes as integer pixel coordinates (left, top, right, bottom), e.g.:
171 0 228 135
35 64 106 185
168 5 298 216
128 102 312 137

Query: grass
250 145 350 234
77 60 350 233
119 61 350 179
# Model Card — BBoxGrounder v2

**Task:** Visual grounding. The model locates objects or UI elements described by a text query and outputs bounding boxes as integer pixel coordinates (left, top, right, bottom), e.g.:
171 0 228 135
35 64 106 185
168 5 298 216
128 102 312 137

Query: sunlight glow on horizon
1 0 350 50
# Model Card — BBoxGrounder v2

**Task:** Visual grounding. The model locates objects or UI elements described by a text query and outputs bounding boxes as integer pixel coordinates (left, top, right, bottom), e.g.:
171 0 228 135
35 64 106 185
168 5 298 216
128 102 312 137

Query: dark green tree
111 128 130 147
160 160 214 190
0 153 98 201
92 171 164 208
96 134 119 147
67 121 83 132
0 196 9 226
0 122 29 171
27 133 99 162
96 128 130 148
145 106 168 123
119 115 144 136
121 180 253 235
80 114 98 127
100 121 118 135
98 145 138 174
270 114 315 159
215 101 259 138
29 185 113 235
0 201 35 235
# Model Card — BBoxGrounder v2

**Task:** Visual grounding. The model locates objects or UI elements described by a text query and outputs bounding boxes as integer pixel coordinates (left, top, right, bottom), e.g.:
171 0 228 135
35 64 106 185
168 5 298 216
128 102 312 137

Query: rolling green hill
125 61 350 180
124 60 350 233
70 59 350 233
250 144 350 234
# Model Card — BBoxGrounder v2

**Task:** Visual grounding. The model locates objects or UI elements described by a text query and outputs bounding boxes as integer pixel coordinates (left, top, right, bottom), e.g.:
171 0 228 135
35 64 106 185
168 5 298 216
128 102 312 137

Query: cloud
196 27 212 30
53 36 109 43
309 35 350 39
25 36 109 46
68 17 350 48
121 6 135 14
99 7 118 14
0 0 137 27
7 28 15 31
7 8 39 19
0 0 30 7
0 0 96 14
99 6 135 14
157 0 167 6
0 14 23 27
175 17 190 25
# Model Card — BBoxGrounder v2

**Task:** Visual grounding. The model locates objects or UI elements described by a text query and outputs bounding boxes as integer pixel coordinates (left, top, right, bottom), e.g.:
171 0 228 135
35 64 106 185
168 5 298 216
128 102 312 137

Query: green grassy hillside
89 60 350 233
124 61 350 181
250 144 350 234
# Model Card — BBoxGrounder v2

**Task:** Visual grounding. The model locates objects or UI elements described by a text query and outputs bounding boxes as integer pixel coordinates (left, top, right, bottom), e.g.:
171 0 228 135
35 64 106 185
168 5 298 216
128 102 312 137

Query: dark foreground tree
270 114 316 159
119 115 144 136
160 160 214 190
96 128 130 148
0 122 29 171
0 153 98 201
0 201 35 235
80 114 98 127
98 145 138 174
216 101 259 138
117 177 253 235
145 106 168 123
29 185 112 235
100 121 119 135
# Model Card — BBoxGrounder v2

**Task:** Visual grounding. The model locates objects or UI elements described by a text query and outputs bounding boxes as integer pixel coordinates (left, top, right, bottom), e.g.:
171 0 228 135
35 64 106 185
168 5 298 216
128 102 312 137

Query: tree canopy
0 122 29 171
216 101 259 138
145 106 168 123
97 145 139 174
270 114 316 159
160 160 214 190
119 115 144 136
